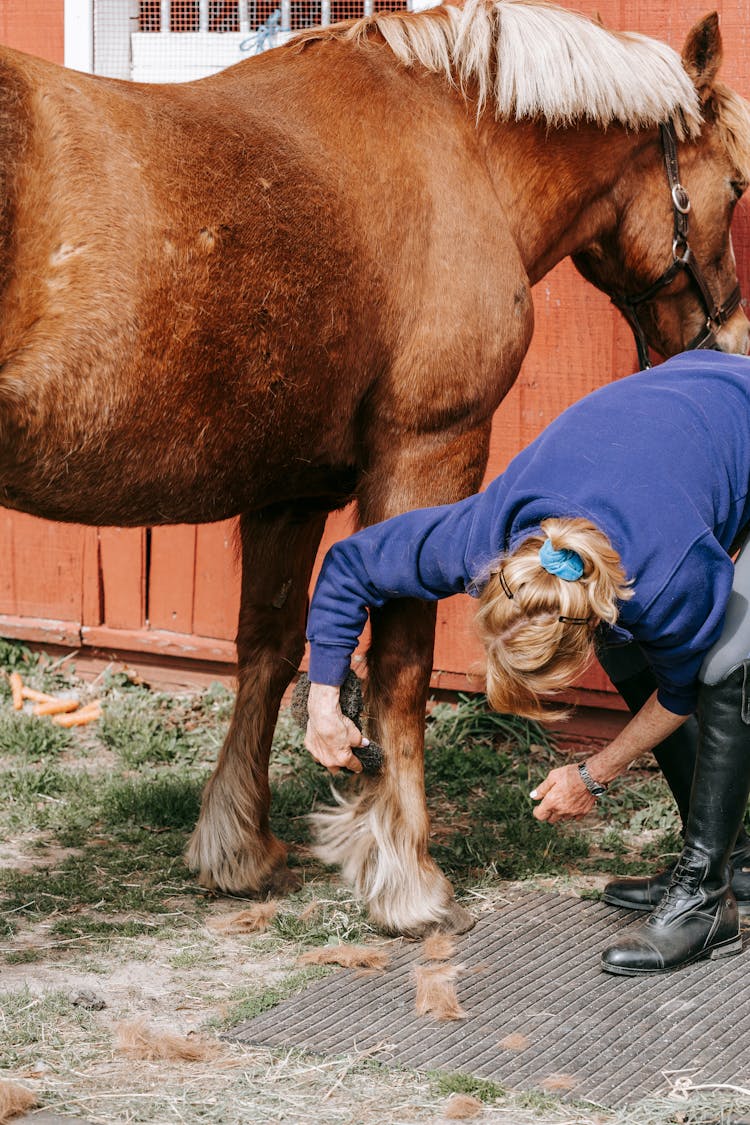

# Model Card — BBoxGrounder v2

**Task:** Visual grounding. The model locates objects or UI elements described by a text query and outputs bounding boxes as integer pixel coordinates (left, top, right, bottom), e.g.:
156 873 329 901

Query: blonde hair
476 517 632 721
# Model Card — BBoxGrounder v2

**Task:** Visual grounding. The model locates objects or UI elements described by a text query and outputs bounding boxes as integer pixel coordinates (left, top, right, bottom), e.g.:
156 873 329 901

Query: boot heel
710 937 742 959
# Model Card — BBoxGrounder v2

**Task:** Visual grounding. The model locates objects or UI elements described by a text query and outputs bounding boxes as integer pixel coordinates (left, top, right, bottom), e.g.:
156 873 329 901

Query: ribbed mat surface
229 891 750 1106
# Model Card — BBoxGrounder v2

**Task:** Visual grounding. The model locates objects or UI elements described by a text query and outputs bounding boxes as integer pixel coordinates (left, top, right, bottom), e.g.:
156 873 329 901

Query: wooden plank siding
0 0 749 710
0 0 64 62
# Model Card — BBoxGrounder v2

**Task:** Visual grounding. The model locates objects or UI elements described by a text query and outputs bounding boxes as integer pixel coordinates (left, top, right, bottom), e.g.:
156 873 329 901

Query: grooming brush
290 671 383 774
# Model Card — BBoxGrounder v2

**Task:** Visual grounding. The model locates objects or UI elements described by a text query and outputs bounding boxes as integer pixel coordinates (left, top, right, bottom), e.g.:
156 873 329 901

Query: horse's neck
481 119 655 283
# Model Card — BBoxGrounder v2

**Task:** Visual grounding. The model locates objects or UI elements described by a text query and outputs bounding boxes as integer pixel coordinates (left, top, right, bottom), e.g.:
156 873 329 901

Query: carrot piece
34 699 79 717
52 703 102 727
21 686 58 704
9 672 23 710
72 700 101 716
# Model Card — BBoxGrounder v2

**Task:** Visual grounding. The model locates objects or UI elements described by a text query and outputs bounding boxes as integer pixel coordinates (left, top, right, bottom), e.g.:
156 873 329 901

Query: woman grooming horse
305 349 750 973
0 0 748 937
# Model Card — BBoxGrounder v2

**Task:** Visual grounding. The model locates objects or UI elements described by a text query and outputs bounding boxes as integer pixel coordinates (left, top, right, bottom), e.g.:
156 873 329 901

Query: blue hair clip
539 538 584 582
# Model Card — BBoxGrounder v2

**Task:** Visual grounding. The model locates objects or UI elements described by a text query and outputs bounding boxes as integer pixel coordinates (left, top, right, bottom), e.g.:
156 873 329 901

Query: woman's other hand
305 682 366 774
530 763 596 823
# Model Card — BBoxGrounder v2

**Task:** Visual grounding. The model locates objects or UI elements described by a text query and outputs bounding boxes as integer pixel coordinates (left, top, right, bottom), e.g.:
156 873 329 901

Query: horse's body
1 0 749 933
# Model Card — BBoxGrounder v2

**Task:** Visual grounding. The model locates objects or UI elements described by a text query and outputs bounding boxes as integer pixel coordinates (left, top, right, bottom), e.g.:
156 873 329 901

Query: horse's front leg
311 427 495 935
187 503 327 896
313 595 474 935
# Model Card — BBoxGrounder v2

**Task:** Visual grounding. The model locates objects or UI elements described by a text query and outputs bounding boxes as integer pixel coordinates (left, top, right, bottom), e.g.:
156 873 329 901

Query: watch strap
578 761 607 797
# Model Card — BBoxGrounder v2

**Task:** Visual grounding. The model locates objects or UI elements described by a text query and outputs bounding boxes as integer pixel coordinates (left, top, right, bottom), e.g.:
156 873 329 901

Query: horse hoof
260 863 302 896
435 901 476 935
402 901 476 939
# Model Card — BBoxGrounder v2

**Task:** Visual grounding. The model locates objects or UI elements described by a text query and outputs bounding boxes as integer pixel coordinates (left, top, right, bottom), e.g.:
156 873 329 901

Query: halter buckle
671 184 691 214
672 238 690 263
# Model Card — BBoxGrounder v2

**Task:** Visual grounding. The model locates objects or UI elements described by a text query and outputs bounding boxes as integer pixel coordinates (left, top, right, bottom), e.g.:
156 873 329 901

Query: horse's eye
730 179 748 201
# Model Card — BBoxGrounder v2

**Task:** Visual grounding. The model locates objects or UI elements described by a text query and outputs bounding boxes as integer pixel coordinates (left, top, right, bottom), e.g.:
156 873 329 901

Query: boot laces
651 855 703 920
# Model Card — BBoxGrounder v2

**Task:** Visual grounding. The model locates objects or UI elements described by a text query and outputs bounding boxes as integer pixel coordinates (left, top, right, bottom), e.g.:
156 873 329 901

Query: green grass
431 1071 506 1103
0 637 40 672
0 986 105 1070
0 662 678 957
423 694 589 881
99 693 199 767
100 773 205 830
0 834 194 926
0 711 72 759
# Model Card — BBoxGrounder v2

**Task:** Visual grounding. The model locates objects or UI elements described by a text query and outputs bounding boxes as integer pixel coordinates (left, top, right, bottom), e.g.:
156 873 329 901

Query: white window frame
64 0 94 72
65 0 434 83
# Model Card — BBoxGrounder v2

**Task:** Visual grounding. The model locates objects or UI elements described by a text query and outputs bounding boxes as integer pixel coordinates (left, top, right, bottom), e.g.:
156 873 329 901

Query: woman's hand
530 695 690 824
305 682 366 774
530 763 596 823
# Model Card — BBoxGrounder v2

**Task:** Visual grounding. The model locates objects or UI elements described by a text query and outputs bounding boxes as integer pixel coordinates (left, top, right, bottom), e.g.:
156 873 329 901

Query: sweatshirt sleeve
306 495 482 685
632 533 735 715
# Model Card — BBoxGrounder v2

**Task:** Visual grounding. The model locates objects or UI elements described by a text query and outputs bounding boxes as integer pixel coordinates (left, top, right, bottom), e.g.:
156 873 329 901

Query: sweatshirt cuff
656 685 697 717
308 644 352 687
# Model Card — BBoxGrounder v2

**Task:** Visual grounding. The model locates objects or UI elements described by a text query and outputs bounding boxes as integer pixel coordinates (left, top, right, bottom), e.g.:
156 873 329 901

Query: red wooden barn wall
0 1 749 707
0 1 63 61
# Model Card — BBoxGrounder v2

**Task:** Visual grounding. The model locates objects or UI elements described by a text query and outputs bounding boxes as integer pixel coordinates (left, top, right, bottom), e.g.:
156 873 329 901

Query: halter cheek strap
611 121 743 371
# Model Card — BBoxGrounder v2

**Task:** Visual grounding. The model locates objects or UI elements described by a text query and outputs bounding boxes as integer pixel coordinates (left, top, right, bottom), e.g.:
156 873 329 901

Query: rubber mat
229 890 750 1106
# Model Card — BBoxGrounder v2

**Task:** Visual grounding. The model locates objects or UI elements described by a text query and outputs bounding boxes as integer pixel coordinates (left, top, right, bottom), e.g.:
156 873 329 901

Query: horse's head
573 13 750 366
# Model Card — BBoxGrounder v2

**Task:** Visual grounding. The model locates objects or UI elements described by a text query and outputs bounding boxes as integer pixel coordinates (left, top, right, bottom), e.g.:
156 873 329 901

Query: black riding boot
596 647 750 909
601 664 750 975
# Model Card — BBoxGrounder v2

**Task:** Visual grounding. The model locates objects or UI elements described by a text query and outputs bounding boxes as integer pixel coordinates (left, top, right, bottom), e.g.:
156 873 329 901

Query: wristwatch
578 761 607 797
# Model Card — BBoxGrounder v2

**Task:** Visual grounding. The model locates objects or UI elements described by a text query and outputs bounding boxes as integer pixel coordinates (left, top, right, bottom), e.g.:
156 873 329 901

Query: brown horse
0 0 748 935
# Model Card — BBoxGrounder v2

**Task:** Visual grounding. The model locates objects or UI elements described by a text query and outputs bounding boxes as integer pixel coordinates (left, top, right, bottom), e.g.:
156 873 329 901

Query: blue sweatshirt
307 351 750 715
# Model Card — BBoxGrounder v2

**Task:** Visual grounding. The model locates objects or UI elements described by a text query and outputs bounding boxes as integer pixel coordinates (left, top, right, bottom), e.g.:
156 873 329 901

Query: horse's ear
682 12 722 103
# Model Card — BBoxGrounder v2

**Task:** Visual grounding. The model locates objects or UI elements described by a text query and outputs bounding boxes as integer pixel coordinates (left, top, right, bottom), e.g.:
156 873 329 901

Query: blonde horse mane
296 0 704 136
713 83 750 183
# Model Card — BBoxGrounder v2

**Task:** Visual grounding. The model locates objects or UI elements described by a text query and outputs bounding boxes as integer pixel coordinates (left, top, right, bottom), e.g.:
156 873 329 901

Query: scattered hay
498 1032 530 1051
209 903 278 934
0 1080 37 1123
115 1019 222 1063
443 1093 484 1119
421 932 456 961
540 1073 577 1091
414 963 466 1021
298 944 390 971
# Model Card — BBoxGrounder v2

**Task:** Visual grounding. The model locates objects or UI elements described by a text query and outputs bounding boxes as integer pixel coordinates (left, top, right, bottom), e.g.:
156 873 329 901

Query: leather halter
611 121 743 371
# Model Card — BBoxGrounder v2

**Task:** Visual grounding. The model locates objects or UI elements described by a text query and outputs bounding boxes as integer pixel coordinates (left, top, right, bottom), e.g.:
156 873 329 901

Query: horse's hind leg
187 503 327 896
311 429 490 936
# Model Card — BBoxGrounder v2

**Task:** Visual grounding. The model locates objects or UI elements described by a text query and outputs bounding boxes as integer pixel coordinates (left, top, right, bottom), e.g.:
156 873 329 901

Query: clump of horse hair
414 963 466 1021
0 1080 37 1123
421 932 456 961
540 1073 578 1092
498 1031 530 1051
299 899 322 922
443 1093 484 1119
477 517 631 721
208 902 278 934
115 1019 222 1062
298 944 390 971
